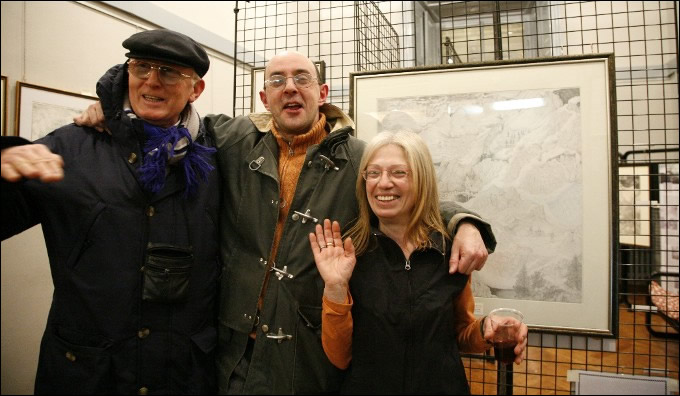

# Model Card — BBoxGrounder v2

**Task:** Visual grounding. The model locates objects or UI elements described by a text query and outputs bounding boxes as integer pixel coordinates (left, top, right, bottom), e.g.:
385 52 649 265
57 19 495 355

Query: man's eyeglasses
265 73 317 90
128 60 194 85
362 168 411 182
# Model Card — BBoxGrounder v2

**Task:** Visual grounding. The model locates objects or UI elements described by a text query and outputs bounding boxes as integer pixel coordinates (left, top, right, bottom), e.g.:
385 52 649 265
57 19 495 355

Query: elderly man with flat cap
1 29 220 394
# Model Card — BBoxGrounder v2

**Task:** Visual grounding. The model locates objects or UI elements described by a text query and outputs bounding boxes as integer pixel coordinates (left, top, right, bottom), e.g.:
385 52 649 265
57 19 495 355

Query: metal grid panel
354 2 401 71
235 1 679 394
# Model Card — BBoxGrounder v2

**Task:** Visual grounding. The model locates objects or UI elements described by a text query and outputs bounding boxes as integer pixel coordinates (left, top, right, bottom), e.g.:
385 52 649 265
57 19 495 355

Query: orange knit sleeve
321 292 354 370
453 279 492 353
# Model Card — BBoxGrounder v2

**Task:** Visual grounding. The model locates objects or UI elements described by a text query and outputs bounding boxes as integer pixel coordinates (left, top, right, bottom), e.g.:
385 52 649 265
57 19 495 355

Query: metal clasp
266 327 293 343
249 156 265 170
291 209 318 224
270 262 294 281
318 154 339 171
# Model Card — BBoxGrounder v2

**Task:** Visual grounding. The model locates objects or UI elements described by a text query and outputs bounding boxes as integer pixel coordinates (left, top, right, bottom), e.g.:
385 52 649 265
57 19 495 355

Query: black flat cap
123 29 210 77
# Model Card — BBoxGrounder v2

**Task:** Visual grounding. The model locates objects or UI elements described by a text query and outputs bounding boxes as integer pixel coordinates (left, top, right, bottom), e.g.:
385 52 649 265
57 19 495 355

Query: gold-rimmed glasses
128 59 194 85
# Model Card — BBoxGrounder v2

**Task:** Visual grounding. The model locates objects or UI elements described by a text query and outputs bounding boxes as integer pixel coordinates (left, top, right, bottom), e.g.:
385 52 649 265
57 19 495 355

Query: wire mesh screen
354 2 401 70
234 1 679 394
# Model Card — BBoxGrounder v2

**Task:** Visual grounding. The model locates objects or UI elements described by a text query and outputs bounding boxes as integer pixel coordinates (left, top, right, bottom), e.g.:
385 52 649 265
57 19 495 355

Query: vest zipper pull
405 259 411 271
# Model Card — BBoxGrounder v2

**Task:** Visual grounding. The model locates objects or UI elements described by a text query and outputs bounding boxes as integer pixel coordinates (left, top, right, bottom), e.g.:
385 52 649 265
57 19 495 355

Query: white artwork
379 87 583 303
659 163 679 293
618 166 651 247
31 102 88 141
16 82 96 141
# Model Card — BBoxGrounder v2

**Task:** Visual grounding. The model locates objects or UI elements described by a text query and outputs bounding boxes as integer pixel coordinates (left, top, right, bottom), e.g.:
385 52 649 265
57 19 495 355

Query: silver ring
319 244 326 249
326 242 334 247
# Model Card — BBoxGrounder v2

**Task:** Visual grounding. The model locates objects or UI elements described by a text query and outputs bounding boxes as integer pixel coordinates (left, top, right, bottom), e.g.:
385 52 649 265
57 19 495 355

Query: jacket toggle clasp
249 156 265 170
266 327 293 343
292 209 318 224
318 154 339 171
270 262 294 280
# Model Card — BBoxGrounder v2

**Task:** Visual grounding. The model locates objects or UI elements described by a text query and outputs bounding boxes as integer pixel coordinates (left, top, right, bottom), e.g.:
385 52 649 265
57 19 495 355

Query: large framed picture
251 60 326 113
618 165 651 248
350 54 618 336
1 75 7 136
15 81 97 141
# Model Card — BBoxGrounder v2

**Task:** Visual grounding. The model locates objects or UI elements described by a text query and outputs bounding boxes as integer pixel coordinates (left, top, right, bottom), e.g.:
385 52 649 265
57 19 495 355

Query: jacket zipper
405 256 414 392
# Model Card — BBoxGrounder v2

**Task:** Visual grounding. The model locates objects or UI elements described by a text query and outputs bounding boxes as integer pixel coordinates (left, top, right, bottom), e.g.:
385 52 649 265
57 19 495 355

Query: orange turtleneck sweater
252 113 328 337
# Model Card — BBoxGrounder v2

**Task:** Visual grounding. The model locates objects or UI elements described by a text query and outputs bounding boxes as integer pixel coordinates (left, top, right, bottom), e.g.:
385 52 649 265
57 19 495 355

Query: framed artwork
250 60 326 113
1 75 7 136
350 54 618 336
658 163 679 284
618 165 651 248
15 81 97 141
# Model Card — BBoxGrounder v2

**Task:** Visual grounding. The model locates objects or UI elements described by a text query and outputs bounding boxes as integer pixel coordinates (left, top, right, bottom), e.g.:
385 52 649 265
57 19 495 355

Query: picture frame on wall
15 81 97 141
618 165 652 248
250 60 326 113
350 54 618 336
658 163 679 282
1 75 7 136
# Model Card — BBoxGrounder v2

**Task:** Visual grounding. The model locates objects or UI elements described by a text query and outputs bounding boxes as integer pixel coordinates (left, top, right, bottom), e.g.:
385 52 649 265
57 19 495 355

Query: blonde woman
309 131 527 394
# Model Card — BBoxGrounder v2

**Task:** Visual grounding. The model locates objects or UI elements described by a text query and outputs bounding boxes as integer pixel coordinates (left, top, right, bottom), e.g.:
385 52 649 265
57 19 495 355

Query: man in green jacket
74 50 495 394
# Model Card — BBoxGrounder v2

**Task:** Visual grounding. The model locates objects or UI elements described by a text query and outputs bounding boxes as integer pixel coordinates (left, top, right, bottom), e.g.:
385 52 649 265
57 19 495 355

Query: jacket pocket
35 328 113 394
142 243 193 303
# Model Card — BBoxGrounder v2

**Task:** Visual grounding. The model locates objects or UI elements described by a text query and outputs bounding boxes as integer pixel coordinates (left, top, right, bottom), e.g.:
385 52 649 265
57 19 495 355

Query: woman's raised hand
308 219 356 302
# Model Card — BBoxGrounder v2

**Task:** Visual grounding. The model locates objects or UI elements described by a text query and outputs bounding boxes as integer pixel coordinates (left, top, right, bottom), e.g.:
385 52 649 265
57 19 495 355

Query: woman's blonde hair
346 131 447 255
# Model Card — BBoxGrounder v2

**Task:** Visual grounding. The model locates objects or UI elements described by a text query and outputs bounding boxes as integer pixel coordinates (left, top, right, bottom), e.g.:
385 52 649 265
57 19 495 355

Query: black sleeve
440 200 497 253
1 135 31 150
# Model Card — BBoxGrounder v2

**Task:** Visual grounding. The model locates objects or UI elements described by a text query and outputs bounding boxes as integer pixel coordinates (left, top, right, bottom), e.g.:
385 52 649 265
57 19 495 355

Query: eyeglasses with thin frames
128 60 194 86
265 73 317 90
362 168 411 182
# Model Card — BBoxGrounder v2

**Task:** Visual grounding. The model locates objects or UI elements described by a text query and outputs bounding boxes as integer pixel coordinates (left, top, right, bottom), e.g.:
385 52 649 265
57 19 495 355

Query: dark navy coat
1 64 220 394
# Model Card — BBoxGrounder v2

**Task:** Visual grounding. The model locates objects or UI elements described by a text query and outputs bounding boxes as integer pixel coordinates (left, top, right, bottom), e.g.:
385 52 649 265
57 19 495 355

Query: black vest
342 231 471 395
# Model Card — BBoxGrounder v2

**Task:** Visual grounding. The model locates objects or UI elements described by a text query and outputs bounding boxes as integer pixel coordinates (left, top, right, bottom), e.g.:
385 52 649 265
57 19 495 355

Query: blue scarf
138 122 216 197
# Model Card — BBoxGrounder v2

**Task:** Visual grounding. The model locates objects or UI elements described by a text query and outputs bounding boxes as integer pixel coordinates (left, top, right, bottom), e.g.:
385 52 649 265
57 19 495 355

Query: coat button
127 152 138 164
137 328 150 338
65 351 76 362
138 387 149 395
146 206 155 217
261 324 269 333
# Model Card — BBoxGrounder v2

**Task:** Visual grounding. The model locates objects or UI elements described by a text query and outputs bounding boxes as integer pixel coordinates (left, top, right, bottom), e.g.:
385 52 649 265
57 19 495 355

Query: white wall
0 2 236 394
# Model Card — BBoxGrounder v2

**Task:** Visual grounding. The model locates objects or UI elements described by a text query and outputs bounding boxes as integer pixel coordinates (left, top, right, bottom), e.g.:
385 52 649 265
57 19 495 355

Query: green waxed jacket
205 104 364 394
204 103 496 394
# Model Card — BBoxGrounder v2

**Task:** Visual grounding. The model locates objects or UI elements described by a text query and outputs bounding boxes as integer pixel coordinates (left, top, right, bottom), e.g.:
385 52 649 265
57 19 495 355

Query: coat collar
370 225 448 256
247 103 355 134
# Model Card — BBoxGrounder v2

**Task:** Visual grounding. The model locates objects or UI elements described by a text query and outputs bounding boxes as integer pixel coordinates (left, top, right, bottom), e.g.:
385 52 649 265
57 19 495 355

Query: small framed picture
15 81 97 141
